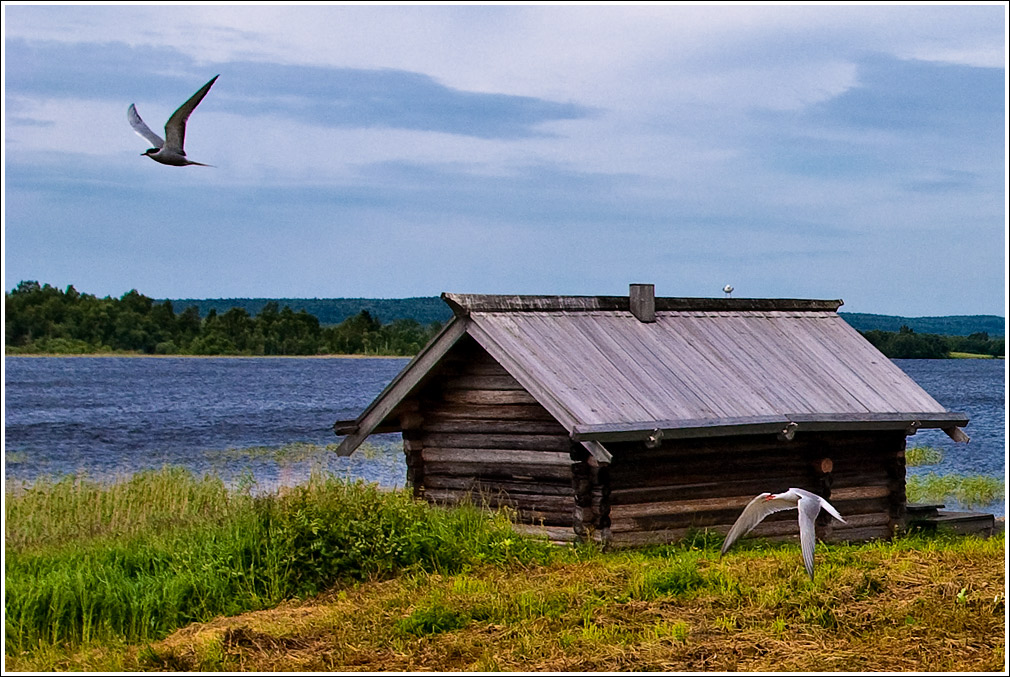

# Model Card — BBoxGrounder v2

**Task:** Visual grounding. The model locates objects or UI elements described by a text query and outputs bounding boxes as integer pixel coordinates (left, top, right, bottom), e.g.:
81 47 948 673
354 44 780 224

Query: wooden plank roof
334 292 968 456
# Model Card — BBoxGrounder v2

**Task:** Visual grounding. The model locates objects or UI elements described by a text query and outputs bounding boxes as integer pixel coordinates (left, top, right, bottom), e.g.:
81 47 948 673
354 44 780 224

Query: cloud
745 55 1004 189
6 38 594 140
2 5 1004 315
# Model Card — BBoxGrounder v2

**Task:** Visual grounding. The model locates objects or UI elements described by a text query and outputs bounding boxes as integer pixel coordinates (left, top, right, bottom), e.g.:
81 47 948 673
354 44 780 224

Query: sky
2 3 1007 317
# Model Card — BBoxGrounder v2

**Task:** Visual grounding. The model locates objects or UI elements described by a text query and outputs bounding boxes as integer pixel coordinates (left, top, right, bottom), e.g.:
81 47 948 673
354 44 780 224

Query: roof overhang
572 412 971 444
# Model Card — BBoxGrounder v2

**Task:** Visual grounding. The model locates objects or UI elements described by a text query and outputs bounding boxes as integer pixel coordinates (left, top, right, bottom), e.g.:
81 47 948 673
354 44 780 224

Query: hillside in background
164 297 453 326
838 312 1005 337
164 296 1005 336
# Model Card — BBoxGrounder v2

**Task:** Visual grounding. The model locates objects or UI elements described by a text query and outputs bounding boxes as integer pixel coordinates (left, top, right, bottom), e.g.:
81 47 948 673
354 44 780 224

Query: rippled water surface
4 357 410 490
4 356 1005 513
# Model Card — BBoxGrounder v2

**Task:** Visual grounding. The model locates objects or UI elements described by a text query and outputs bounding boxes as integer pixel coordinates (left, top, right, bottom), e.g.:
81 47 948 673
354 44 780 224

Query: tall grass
904 445 1003 509
906 472 1004 509
4 468 558 654
905 445 944 467
5 467 241 552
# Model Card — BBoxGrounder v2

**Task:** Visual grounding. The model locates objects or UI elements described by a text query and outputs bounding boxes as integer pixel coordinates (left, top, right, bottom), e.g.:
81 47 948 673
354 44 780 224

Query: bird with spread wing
128 75 219 166
720 487 846 579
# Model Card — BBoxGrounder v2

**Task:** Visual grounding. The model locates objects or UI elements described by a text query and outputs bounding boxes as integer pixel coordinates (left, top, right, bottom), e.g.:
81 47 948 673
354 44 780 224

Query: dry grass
17 533 1002 673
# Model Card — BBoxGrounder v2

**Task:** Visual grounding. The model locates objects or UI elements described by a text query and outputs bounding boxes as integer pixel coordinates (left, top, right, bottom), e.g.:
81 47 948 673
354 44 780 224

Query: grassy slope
6 485 1005 672
143 539 1004 673
13 535 1005 672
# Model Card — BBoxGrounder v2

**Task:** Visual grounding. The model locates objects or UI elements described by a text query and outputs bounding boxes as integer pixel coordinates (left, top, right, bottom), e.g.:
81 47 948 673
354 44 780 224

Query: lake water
3 356 1005 515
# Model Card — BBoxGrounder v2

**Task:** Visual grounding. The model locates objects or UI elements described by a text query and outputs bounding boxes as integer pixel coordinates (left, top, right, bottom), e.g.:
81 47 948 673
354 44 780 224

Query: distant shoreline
3 352 409 360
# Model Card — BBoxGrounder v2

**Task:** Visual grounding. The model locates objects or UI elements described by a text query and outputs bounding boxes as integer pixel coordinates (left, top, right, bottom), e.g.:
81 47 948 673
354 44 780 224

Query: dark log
437 389 540 406
421 447 572 466
513 524 578 542
420 403 558 422
424 461 573 481
420 432 572 452
423 488 574 516
438 374 525 390
422 418 568 435
422 475 574 497
829 485 891 501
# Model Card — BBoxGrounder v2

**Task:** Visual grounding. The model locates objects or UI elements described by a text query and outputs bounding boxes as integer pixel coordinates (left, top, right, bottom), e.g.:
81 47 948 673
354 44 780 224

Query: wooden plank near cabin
513 524 579 542
606 489 890 520
424 462 573 482
423 488 575 515
422 417 568 435
438 389 541 406
422 448 572 465
828 485 891 501
420 432 572 452
422 476 574 496
438 373 528 391
423 403 559 422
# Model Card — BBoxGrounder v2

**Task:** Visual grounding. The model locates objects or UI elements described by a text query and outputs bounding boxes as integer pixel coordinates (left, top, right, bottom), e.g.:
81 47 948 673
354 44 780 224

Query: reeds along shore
3 464 1005 672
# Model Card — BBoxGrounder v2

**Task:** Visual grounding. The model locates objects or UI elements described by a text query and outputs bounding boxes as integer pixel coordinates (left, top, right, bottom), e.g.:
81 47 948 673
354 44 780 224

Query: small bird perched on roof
128 75 219 166
720 487 846 579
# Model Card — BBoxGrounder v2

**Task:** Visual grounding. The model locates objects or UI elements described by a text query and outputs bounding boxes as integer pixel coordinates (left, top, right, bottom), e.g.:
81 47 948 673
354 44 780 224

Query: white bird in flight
128 75 219 166
720 487 846 579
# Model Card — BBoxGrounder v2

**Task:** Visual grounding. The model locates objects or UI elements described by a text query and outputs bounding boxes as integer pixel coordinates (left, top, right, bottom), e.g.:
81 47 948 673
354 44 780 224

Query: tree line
5 282 443 356
860 326 1004 359
5 281 1004 358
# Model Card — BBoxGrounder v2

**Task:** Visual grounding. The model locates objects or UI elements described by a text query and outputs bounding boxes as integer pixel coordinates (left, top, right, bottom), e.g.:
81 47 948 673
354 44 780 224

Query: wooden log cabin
333 285 970 547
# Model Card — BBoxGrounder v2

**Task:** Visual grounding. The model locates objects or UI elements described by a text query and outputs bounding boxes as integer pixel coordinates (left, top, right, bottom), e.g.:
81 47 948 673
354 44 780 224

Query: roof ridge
441 292 843 315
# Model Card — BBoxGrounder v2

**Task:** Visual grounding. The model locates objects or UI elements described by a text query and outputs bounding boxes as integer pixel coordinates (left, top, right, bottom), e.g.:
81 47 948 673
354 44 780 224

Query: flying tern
720 487 846 579
128 75 219 166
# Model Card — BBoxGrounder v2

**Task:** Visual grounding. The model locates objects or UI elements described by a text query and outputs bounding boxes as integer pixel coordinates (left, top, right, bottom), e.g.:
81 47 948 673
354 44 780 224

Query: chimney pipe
629 283 656 323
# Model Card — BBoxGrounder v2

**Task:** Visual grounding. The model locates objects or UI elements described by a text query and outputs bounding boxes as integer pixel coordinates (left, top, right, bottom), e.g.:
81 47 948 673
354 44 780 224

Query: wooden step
904 502 945 518
904 508 996 537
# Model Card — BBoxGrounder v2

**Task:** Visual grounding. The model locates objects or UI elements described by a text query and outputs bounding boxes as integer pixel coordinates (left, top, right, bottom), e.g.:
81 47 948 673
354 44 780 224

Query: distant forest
165 296 1004 339
5 282 442 356
164 296 453 326
4 281 1005 358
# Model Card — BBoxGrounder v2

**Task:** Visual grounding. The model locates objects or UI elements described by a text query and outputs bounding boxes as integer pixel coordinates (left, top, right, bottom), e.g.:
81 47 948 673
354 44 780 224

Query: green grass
906 445 944 467
5 467 1005 672
4 468 560 656
907 472 1005 509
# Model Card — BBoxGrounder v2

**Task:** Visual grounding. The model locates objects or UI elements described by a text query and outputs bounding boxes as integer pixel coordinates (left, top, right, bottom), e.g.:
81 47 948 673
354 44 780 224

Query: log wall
403 336 577 528
602 430 906 547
